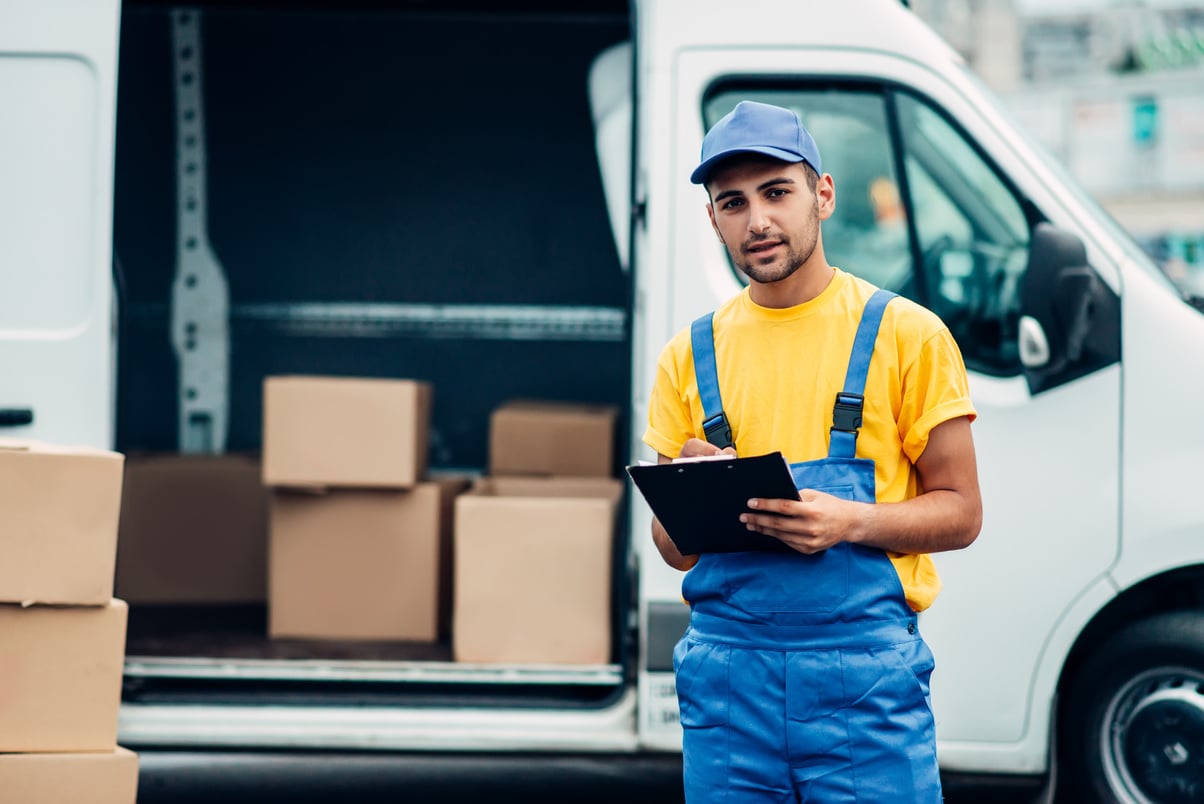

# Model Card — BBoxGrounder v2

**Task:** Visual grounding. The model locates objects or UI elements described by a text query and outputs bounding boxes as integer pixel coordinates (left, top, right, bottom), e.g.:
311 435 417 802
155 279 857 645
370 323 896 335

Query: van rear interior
113 1 634 708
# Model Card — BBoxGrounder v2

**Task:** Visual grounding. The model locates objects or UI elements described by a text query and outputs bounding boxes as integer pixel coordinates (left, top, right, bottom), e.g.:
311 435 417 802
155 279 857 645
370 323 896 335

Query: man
643 100 982 803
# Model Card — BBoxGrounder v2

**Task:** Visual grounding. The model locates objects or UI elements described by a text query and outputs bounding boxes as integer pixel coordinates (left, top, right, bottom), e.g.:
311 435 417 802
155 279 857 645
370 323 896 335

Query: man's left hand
740 490 866 555
738 416 982 556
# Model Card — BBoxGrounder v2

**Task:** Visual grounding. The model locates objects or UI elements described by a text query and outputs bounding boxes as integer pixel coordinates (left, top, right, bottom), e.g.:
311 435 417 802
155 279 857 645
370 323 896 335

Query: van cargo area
112 0 635 713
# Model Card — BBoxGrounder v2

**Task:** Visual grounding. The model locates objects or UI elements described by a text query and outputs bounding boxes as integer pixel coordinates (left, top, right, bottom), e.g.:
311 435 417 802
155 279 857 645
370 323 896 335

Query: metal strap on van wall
171 8 231 454
129 302 626 342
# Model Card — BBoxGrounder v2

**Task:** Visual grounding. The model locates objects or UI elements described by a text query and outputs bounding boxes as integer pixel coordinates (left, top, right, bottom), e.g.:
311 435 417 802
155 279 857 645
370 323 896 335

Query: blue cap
690 101 822 185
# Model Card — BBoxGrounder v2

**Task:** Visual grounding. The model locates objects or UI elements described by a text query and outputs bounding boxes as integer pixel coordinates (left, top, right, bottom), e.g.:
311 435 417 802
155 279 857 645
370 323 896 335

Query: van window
704 86 1033 376
894 93 1029 374
0 58 96 332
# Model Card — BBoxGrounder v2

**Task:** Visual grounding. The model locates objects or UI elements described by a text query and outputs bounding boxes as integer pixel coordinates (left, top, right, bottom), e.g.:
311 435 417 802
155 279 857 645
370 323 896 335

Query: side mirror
1019 224 1120 394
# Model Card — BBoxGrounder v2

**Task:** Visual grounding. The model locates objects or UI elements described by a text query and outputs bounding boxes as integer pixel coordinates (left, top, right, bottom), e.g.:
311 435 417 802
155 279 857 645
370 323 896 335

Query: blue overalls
675 290 941 803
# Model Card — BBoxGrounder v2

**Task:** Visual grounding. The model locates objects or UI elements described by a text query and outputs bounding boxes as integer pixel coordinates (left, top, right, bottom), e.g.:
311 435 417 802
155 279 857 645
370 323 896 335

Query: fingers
679 437 722 458
739 489 858 555
740 516 780 536
746 496 800 513
740 512 791 532
679 440 738 460
740 516 827 555
742 520 826 554
740 497 806 532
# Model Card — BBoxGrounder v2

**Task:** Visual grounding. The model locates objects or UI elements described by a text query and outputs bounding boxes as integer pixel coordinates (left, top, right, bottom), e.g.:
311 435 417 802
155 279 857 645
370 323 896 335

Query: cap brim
690 145 807 185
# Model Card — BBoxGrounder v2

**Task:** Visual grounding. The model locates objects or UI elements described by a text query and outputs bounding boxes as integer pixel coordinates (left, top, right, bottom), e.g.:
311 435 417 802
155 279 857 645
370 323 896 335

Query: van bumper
134 749 686 802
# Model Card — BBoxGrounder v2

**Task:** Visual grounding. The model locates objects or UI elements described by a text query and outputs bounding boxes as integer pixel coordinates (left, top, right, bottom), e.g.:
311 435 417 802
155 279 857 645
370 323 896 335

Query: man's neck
748 262 836 309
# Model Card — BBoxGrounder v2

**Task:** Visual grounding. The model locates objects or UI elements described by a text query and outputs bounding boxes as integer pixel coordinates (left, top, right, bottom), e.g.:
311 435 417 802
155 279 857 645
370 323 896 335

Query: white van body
4 0 1203 801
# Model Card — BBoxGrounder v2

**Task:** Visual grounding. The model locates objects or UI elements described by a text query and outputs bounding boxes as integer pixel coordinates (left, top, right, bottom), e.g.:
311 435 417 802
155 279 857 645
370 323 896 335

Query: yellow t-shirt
642 268 976 612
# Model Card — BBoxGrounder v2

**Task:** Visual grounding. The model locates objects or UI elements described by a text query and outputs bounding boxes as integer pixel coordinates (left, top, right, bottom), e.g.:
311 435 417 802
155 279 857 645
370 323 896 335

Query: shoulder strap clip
702 412 734 451
830 392 865 436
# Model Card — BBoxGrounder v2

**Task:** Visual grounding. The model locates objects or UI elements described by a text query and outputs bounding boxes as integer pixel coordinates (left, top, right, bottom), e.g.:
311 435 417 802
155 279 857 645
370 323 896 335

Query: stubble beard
738 239 810 284
733 201 821 285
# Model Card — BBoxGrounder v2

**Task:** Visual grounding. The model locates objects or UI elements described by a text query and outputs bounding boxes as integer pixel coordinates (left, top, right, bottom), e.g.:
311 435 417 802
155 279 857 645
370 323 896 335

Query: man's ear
817 174 837 222
706 203 724 243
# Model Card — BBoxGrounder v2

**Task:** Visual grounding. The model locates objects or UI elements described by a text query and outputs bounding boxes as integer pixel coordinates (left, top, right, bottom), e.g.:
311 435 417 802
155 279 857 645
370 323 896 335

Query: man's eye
722 198 744 210
767 188 787 198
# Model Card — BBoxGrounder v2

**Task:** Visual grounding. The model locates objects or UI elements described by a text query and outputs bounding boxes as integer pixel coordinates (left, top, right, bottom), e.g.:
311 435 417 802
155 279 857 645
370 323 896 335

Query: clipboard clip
702 411 735 451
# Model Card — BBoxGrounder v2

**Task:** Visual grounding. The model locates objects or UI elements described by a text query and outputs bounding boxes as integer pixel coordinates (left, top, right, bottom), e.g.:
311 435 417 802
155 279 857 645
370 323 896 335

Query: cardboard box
489 401 618 478
0 440 124 605
262 376 432 489
269 477 469 641
115 453 269 604
453 477 622 664
0 747 138 804
0 600 128 752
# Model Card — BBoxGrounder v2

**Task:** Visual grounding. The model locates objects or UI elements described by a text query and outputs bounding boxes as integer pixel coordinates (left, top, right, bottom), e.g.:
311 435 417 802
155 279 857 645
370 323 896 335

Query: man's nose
748 202 771 234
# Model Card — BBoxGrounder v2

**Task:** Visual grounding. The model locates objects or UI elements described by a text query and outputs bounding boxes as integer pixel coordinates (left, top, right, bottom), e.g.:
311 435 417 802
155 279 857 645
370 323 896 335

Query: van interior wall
112 2 631 470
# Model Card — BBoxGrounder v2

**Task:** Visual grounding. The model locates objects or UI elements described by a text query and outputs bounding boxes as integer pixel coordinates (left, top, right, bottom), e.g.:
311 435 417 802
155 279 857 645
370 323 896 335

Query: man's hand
677 437 737 461
739 416 981 556
650 439 738 570
739 489 864 554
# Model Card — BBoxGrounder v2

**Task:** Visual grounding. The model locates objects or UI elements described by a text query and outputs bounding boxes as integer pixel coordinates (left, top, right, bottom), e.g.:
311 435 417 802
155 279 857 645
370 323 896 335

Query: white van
4 1 1203 802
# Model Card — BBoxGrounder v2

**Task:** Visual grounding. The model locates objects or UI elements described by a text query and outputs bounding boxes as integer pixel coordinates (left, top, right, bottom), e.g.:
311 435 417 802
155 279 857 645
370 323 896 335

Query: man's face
705 157 833 285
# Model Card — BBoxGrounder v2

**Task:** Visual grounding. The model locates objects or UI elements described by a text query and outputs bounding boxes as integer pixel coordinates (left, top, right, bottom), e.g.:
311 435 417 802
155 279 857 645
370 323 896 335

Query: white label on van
640 671 683 749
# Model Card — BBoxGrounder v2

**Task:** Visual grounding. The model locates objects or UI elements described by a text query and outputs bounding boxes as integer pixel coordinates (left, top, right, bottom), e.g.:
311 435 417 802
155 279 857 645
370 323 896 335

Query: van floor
124 604 452 662
122 604 623 707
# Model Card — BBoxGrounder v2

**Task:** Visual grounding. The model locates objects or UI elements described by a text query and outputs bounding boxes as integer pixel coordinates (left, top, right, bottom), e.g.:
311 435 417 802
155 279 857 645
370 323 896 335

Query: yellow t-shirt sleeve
643 340 696 459
899 325 978 464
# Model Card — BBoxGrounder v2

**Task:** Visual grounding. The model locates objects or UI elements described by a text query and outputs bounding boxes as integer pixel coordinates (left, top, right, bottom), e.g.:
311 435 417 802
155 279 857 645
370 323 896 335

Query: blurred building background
910 0 1204 296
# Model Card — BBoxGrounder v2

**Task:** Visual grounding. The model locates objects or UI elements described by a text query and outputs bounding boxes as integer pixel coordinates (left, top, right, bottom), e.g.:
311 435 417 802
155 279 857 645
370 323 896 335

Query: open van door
0 0 121 447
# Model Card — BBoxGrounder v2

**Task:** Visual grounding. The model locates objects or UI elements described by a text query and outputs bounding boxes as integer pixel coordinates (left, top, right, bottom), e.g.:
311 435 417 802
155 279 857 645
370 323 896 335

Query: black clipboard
626 452 800 554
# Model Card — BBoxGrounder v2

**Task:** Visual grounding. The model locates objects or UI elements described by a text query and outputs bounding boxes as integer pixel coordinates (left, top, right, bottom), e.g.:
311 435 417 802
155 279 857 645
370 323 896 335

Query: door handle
0 408 33 427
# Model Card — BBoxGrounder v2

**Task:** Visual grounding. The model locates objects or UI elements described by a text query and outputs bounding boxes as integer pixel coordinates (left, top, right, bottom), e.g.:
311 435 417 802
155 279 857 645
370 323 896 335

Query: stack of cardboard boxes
0 442 139 803
262 376 468 642
453 401 623 665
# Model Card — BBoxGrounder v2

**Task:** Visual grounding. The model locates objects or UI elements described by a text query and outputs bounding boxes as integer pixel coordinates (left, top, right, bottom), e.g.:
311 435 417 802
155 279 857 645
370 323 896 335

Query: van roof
646 0 962 69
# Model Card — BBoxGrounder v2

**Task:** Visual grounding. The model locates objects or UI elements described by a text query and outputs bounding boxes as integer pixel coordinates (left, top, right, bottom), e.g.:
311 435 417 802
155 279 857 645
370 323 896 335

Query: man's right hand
677 438 738 461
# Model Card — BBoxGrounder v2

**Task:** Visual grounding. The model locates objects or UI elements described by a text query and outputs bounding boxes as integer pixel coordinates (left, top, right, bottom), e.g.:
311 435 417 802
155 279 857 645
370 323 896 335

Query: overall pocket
723 545 852 613
887 635 937 708
673 636 730 728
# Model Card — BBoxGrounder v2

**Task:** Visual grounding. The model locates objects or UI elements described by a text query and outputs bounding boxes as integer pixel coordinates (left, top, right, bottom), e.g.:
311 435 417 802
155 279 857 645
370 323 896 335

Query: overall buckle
702 412 734 450
831 392 864 435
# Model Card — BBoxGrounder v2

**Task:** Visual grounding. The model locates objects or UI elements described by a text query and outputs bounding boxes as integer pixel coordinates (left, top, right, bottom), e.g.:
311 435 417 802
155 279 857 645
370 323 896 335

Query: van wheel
1060 611 1204 803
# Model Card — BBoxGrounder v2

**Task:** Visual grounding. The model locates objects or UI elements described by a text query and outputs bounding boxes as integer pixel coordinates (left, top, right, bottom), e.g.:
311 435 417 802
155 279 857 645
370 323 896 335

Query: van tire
1059 611 1204 804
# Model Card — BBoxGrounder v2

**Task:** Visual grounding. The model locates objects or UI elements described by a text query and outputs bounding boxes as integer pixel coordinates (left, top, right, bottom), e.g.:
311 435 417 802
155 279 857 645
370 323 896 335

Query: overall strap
690 313 734 450
829 289 897 459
